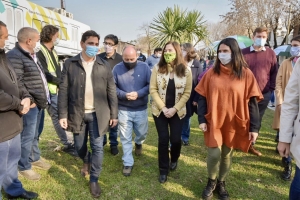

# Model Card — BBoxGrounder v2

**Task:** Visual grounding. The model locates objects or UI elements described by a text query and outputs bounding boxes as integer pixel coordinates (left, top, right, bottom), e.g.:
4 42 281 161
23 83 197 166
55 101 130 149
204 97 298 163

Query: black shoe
62 143 78 157
159 175 167 183
281 162 292 181
182 141 190 146
202 178 217 200
110 146 119 156
216 180 229 200
7 190 38 199
170 161 178 171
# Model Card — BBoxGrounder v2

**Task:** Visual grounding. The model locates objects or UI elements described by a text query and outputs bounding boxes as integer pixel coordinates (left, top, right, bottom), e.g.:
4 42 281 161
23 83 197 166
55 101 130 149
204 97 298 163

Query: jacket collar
15 42 33 59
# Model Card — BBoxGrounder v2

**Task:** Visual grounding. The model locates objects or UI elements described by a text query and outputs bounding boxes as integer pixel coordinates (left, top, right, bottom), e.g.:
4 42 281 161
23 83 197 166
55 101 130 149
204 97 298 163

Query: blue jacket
145 54 160 70
113 61 151 111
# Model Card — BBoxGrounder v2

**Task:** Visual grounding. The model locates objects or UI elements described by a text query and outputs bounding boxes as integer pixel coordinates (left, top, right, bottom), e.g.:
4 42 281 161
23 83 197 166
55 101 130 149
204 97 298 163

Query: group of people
0 20 299 200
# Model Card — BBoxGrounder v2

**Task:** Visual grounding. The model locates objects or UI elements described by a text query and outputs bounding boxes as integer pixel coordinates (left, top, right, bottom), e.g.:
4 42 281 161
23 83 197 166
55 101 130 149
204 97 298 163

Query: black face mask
123 60 137 70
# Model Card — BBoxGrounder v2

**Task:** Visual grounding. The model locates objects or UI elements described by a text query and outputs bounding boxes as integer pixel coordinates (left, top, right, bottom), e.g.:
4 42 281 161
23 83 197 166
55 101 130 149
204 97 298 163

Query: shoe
110 146 119 156
170 161 178 171
19 170 41 181
7 190 38 199
135 143 142 156
248 145 262 156
31 158 51 170
202 178 217 200
159 175 167 183
62 143 79 157
80 163 90 177
123 166 133 176
182 141 190 146
281 161 292 181
89 182 101 198
216 180 229 200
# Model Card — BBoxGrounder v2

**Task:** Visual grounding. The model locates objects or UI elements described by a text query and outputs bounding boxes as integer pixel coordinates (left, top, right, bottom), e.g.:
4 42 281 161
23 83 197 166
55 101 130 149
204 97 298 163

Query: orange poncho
195 65 263 152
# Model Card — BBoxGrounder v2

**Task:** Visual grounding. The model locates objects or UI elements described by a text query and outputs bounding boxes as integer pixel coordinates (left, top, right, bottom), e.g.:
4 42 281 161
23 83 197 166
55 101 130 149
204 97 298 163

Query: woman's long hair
158 41 186 78
182 43 197 62
213 38 248 79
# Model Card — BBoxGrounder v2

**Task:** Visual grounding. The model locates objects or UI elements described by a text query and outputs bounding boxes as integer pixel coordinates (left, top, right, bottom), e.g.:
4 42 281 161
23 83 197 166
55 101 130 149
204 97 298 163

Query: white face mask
137 51 141 54
53 38 60 46
104 45 114 53
218 53 231 65
33 42 41 53
182 50 187 58
157 53 162 58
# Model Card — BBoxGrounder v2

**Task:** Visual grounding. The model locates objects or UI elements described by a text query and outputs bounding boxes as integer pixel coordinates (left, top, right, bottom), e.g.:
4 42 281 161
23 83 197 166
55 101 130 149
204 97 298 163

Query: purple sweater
242 47 278 94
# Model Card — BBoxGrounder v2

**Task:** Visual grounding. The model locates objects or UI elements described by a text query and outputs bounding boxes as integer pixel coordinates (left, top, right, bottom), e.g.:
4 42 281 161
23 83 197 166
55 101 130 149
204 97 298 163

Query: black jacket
58 54 118 136
6 43 48 109
0 49 30 142
186 59 203 117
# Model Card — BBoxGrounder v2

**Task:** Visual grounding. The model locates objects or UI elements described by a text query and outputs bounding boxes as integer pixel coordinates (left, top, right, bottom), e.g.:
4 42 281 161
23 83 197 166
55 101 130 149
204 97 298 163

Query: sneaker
110 146 119 156
31 158 51 170
216 180 229 200
281 161 292 181
202 178 217 200
182 141 190 146
19 169 41 181
135 143 142 156
62 143 78 157
122 166 133 176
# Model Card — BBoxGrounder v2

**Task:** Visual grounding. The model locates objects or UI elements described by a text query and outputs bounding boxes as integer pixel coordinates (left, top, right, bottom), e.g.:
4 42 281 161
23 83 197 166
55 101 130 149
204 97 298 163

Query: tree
150 5 207 47
138 23 153 56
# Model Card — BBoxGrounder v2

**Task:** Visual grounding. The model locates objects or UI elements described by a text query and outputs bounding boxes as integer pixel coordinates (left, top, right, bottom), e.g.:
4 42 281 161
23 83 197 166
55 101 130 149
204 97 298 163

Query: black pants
153 113 184 175
258 91 272 131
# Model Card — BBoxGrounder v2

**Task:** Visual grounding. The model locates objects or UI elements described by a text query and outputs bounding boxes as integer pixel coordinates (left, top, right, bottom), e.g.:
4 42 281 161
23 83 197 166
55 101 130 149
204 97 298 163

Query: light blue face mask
85 45 99 58
254 38 267 47
290 46 300 57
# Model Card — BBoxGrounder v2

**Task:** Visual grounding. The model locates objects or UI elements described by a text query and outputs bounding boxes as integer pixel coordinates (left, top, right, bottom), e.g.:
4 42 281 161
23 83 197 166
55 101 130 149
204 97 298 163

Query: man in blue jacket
113 46 151 176
145 47 162 70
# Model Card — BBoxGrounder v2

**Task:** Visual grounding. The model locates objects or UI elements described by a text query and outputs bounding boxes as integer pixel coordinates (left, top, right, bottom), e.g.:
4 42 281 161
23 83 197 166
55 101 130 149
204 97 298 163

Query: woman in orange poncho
195 38 263 200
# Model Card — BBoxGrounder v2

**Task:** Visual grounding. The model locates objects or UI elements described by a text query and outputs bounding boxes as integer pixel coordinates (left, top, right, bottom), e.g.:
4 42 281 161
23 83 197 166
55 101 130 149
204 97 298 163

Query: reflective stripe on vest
40 45 59 94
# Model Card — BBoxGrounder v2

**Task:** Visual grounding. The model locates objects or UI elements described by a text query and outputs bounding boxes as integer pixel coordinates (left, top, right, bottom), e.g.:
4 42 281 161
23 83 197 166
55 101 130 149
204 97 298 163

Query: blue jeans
19 106 43 171
0 134 25 198
46 94 70 145
103 125 118 147
181 116 191 142
73 113 104 182
290 166 300 200
271 91 275 104
118 109 148 166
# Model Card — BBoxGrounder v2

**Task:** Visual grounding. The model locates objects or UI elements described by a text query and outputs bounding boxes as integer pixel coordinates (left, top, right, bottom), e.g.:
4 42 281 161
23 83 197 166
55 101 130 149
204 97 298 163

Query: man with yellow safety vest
36 25 77 156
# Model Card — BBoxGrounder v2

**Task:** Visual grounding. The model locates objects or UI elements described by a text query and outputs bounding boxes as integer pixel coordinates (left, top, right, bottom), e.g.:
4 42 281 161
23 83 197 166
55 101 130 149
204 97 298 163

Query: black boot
281 161 292 181
216 180 229 200
202 178 217 200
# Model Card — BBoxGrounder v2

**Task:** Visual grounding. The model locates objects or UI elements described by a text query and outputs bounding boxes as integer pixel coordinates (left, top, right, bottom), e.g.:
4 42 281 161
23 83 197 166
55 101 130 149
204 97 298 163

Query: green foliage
150 5 207 47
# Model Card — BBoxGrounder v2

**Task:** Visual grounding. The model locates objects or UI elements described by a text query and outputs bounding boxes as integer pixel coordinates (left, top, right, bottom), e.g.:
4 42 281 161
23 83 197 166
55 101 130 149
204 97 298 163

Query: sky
29 0 231 43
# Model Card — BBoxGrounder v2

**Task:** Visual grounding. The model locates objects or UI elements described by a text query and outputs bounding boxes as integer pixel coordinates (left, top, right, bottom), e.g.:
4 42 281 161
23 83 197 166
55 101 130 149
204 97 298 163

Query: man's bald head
122 46 138 63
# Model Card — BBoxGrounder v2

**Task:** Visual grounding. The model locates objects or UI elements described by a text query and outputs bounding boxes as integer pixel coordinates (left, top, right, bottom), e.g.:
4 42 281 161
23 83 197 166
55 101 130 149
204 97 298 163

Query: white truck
0 0 91 60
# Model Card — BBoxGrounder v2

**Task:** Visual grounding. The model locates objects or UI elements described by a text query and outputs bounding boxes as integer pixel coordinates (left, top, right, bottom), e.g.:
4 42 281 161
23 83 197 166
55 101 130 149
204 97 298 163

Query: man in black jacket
0 21 38 199
58 30 118 198
98 34 122 155
6 27 51 181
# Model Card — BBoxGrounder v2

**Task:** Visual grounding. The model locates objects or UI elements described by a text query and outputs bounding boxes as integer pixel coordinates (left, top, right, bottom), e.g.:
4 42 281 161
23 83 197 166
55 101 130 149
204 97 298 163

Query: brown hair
291 35 300 43
253 27 268 36
157 41 186 77
182 43 197 62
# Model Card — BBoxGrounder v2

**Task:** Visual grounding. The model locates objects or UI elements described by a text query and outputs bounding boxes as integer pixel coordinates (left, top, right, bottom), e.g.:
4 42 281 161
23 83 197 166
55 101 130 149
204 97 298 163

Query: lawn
4 109 291 199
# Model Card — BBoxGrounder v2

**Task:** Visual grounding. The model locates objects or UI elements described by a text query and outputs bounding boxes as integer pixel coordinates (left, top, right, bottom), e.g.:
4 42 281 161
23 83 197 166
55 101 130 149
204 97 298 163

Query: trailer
0 0 91 59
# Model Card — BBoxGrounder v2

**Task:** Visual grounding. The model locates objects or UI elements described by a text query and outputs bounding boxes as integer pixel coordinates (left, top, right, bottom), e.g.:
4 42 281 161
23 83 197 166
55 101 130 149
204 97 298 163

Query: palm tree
150 5 207 47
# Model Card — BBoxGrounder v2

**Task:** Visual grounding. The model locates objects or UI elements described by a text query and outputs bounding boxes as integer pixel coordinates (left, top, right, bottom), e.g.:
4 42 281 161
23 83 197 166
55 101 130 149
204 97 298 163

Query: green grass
4 109 291 199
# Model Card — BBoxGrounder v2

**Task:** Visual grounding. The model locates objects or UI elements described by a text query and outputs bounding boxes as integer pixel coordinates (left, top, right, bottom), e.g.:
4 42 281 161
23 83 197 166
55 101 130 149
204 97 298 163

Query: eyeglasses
103 42 115 47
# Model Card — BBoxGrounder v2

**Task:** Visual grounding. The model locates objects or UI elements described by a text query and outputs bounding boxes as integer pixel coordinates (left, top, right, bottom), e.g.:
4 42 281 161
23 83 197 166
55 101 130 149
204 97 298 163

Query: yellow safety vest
40 45 59 94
